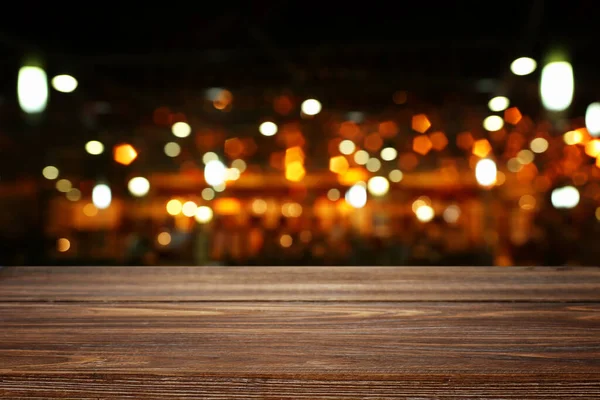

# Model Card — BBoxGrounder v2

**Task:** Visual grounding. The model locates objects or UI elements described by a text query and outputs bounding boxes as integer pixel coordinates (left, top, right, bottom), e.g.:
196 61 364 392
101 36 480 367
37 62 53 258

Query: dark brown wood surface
2 266 600 301
1 266 599 399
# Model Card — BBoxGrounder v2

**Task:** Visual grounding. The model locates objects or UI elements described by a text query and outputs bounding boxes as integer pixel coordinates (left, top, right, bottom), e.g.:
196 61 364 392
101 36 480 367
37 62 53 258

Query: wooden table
1 266 599 399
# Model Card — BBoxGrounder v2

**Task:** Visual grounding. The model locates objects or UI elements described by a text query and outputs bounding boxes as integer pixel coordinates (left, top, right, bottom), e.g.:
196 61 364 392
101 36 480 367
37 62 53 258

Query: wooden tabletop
1 266 599 399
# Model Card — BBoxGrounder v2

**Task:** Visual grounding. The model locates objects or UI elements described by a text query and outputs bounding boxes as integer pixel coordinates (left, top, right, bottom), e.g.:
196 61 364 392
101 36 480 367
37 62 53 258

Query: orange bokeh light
429 131 448 151
413 135 432 155
113 144 137 165
412 114 431 134
472 139 492 158
504 107 522 125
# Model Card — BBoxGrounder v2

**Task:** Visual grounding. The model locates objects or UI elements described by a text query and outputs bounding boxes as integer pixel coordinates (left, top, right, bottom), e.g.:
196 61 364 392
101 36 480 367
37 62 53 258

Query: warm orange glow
393 90 407 104
338 167 369 186
516 163 538 182
504 107 522 125
456 131 474 150
213 197 242 215
597 156 600 168
153 106 170 126
57 238 70 252
364 133 383 152
224 137 244 158
489 128 506 143
585 140 600 158
411 114 431 133
429 131 448 151
329 156 349 174
274 95 294 115
413 135 432 155
398 152 419 171
83 203 98 217
379 121 399 138
495 171 506 186
533 175 552 192
269 152 284 170
285 161 305 182
472 139 492 158
285 146 305 165
576 127 591 145
339 121 360 138
113 144 137 165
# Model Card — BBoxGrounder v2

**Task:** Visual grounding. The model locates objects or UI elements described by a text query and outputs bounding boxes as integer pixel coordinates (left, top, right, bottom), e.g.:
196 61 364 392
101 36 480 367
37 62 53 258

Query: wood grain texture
1 266 599 398
1 266 600 301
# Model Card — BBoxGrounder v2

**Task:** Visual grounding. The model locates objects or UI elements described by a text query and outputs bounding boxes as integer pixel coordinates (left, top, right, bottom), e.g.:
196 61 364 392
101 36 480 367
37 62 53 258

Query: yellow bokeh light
329 156 349 174
285 161 305 182
157 232 171 246
251 198 268 214
564 130 583 145
166 199 183 215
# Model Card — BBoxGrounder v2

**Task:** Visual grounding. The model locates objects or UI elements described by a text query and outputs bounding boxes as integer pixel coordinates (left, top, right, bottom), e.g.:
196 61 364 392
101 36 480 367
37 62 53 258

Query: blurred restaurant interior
1 3 600 266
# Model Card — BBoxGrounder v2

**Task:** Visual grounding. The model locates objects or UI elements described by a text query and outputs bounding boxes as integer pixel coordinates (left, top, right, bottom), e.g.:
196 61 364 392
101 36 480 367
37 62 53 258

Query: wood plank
1 302 599 398
1 266 600 301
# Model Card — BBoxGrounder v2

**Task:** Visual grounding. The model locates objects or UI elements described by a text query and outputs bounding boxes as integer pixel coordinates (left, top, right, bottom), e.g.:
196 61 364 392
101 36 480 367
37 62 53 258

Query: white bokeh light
488 96 510 112
171 122 191 138
127 177 150 197
483 115 504 131
204 159 227 186
92 184 112 209
259 121 278 136
540 61 574 112
301 99 322 115
585 102 600 136
380 147 398 161
51 74 78 93
85 140 104 155
510 57 537 76
475 159 497 187
345 184 367 208
415 205 435 223
551 186 580 209
367 176 390 196
195 206 214 223
18 66 48 114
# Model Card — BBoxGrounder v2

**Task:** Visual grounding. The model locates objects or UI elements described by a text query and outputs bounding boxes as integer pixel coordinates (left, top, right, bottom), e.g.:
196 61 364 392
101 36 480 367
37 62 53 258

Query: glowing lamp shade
51 74 78 93
345 184 367 209
540 61 574 112
204 159 227 186
127 177 150 197
92 184 112 209
18 66 48 114
475 159 497 187
585 102 600 137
